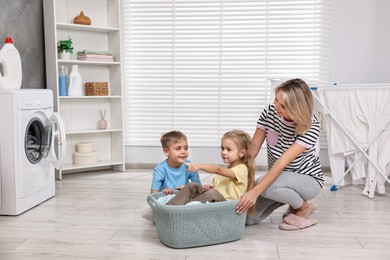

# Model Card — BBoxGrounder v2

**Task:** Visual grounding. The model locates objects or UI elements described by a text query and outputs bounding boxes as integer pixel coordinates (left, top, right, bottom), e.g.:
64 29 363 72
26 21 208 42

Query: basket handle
147 191 179 211
147 194 159 211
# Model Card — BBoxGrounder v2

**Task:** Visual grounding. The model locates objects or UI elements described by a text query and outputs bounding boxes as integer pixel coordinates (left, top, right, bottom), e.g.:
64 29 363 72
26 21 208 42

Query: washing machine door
42 112 66 169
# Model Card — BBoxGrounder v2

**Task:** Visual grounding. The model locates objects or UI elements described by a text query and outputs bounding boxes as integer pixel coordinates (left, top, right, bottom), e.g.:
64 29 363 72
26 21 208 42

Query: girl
166 129 256 216
235 78 324 230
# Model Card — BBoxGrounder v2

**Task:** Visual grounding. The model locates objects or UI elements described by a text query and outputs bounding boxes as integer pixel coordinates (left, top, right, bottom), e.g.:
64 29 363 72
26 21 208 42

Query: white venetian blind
121 0 331 146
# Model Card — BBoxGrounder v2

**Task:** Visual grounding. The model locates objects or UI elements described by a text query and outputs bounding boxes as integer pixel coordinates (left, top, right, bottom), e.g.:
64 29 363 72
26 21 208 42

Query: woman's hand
236 189 258 214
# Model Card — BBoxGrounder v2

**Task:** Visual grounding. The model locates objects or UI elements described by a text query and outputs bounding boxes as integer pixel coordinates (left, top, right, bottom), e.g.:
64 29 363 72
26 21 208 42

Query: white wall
125 0 390 168
330 0 390 84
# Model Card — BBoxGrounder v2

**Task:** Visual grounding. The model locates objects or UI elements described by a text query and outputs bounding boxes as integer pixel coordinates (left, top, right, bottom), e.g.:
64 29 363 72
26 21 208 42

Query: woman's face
274 91 292 121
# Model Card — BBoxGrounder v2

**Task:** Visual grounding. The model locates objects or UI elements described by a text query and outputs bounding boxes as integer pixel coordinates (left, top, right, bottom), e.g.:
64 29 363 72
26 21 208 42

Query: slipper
282 206 294 218
279 218 317 231
282 213 317 229
279 221 301 231
282 203 319 218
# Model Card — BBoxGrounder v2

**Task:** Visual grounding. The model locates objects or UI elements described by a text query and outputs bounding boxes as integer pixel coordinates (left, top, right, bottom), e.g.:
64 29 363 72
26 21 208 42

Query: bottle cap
5 37 13 43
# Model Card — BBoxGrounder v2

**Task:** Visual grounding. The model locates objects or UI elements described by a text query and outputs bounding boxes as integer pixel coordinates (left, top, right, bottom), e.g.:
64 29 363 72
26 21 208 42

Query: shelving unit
43 0 125 179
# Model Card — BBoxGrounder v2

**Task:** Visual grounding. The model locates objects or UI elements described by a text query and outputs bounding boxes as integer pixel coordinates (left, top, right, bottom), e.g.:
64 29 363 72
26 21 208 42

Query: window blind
121 0 331 147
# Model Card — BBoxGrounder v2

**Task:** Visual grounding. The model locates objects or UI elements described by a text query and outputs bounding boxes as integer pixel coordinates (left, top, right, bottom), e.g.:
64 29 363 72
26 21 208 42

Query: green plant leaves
57 37 74 53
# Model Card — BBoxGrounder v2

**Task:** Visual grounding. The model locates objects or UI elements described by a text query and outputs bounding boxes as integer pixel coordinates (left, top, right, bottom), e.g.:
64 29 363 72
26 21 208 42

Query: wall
330 0 390 84
126 0 390 168
1 0 388 167
0 0 45 89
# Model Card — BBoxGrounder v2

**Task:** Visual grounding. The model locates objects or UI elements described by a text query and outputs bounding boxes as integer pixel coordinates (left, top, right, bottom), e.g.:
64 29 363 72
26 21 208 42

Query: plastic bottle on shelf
0 37 22 89
58 65 68 96
68 64 83 96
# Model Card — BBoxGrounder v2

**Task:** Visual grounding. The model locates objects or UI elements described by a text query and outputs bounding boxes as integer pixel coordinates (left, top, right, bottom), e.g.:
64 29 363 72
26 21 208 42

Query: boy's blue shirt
151 159 201 191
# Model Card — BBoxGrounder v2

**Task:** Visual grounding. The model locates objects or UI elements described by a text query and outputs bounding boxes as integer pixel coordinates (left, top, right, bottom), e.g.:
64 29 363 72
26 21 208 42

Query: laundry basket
147 191 247 249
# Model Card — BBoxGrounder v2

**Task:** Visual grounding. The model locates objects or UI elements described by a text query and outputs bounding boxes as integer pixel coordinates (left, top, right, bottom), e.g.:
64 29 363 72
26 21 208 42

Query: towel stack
77 50 114 62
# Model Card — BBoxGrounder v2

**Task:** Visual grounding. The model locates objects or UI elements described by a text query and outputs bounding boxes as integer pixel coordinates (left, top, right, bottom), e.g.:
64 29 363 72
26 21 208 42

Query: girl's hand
185 162 199 172
201 184 213 191
161 188 174 195
175 185 185 190
236 190 258 214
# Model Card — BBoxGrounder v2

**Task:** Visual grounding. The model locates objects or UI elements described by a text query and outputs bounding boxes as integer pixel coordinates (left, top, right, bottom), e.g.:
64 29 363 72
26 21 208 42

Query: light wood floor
0 169 389 260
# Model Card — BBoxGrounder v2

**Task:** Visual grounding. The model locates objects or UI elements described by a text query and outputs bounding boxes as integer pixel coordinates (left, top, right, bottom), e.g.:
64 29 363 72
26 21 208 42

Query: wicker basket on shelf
85 82 109 96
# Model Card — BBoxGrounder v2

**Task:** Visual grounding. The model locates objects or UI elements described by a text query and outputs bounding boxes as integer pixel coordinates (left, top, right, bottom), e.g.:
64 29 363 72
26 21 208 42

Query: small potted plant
57 37 74 60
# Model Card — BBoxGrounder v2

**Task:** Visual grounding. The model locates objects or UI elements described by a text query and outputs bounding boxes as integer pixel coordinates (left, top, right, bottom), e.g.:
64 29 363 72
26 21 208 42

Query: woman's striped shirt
257 104 324 187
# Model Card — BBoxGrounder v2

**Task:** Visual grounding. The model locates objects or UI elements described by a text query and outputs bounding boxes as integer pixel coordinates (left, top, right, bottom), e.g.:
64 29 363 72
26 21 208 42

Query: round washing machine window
24 117 52 164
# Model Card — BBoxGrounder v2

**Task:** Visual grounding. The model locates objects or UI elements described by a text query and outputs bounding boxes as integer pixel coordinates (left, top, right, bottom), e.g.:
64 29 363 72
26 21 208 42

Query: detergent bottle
58 65 68 96
0 37 22 89
68 64 83 96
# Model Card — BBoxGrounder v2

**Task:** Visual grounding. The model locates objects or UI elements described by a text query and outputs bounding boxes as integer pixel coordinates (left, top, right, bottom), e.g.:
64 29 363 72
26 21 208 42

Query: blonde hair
160 130 187 148
222 129 256 216
274 78 314 135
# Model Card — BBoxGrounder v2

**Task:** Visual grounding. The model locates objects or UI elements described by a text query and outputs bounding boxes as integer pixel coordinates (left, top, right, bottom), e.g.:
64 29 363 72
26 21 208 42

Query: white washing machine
0 89 66 215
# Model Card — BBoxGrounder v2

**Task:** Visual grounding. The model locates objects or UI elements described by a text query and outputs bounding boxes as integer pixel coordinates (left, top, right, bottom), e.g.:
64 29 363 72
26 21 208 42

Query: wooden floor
0 169 389 260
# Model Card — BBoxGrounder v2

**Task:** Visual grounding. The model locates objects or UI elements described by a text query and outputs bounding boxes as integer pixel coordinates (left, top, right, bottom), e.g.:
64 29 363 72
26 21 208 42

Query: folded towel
77 49 112 55
77 53 114 62
77 54 113 59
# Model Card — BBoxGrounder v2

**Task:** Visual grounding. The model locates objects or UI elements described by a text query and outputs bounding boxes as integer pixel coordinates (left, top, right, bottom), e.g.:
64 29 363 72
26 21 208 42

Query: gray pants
167 182 226 205
246 171 321 225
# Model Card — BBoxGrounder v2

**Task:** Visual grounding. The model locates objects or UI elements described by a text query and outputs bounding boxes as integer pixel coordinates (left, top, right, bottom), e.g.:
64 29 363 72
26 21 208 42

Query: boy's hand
161 188 174 195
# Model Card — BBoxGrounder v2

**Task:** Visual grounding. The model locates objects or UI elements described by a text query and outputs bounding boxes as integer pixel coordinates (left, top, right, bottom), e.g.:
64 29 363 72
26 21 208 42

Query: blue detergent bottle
59 65 67 96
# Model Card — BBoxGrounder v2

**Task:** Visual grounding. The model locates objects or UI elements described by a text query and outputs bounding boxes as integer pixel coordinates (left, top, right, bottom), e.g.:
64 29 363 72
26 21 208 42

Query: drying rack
312 84 390 198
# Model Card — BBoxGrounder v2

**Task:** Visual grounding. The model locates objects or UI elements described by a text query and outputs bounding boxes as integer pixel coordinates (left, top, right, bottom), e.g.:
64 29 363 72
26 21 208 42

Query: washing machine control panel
17 91 53 110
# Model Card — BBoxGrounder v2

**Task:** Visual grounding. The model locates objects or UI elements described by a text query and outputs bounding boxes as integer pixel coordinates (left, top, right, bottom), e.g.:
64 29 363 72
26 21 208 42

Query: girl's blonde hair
274 78 314 135
222 129 256 216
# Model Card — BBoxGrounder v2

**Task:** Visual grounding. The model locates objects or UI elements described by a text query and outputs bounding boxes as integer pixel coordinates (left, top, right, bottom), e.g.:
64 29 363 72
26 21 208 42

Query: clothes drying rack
269 79 390 198
311 84 390 198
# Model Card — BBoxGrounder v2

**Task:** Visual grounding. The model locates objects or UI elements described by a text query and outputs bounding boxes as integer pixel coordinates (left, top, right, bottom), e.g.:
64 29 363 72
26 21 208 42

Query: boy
141 130 201 221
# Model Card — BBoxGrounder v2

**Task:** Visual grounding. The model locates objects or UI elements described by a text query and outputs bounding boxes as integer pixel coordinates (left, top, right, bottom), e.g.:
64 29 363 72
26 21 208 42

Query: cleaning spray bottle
0 37 22 89
68 64 83 96
58 65 68 96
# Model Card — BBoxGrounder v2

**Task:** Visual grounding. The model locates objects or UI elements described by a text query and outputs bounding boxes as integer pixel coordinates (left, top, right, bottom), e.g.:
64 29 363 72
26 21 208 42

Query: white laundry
317 86 390 198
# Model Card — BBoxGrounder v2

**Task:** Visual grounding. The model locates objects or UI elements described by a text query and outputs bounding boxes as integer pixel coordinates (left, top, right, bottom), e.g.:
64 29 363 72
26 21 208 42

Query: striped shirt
257 104 324 187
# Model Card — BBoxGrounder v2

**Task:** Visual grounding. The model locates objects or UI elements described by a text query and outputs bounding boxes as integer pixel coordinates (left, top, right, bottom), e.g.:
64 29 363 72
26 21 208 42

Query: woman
236 78 324 230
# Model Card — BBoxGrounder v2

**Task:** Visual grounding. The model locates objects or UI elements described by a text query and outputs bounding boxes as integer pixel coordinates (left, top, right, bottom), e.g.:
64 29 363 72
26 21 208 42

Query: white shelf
61 160 124 171
59 95 121 99
43 0 125 179
57 22 119 33
66 128 122 135
58 60 120 65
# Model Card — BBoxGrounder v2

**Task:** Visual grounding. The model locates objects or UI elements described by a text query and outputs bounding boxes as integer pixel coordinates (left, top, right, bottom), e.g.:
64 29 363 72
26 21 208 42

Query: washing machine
0 89 66 215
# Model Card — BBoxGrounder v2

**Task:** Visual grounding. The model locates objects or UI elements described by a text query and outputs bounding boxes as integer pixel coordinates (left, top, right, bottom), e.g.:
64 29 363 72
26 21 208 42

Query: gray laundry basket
147 191 247 249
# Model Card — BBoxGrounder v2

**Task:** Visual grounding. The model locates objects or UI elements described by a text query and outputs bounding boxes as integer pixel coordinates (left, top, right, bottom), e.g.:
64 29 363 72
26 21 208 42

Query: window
121 0 331 146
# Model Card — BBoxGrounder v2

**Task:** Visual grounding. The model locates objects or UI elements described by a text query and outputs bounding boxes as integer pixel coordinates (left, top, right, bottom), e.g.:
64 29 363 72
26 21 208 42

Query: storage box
76 142 94 153
73 151 97 165
73 142 97 165
85 82 108 96
147 191 247 249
